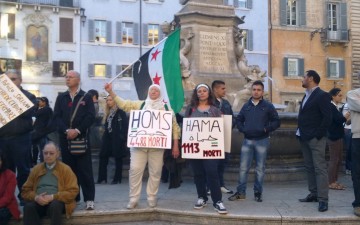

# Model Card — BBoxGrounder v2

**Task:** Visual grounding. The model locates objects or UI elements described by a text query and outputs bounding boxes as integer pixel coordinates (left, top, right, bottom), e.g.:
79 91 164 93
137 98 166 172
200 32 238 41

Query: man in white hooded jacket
346 72 360 217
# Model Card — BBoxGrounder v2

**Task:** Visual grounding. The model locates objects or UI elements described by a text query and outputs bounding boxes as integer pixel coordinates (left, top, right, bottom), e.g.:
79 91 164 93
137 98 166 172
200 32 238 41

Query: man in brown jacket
22 142 79 225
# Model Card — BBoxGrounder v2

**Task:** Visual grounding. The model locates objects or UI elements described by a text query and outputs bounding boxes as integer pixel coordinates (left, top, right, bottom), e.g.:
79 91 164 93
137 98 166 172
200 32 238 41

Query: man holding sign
229 80 280 203
0 70 36 205
105 83 180 209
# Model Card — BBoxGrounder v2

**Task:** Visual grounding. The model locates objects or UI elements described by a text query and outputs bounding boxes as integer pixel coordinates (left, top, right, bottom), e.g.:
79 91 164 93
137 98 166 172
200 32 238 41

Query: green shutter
116 21 123 44
233 0 239 7
298 58 304 76
280 0 287 26
326 59 331 77
299 0 306 26
106 21 112 43
88 64 94 77
247 0 253 9
339 3 348 41
283 57 289 76
339 60 345 78
246 30 253 51
133 23 139 45
88 20 94 42
143 24 149 46
106 65 112 78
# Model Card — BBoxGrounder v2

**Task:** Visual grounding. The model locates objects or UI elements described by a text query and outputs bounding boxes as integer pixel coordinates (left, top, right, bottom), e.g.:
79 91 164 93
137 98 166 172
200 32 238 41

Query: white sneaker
214 201 228 214
194 197 207 209
221 186 234 194
126 201 137 209
85 201 94 210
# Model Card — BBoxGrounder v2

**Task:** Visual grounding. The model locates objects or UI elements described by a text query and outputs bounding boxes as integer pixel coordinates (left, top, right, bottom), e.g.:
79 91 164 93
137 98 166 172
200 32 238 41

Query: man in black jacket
53 70 96 210
297 70 332 212
229 80 280 203
0 69 36 205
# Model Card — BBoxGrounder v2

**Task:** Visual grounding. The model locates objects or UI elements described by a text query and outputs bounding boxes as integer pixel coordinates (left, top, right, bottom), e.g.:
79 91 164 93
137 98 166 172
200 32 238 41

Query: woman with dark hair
327 88 350 190
184 83 227 214
97 95 128 184
31 96 53 164
0 150 20 224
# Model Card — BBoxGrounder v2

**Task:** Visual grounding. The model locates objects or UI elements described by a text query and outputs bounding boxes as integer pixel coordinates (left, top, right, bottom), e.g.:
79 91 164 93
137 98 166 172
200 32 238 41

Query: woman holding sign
104 83 180 209
184 83 228 214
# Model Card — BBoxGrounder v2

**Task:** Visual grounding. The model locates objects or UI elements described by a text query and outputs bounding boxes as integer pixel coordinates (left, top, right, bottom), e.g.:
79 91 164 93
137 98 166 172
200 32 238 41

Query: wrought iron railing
1 0 80 7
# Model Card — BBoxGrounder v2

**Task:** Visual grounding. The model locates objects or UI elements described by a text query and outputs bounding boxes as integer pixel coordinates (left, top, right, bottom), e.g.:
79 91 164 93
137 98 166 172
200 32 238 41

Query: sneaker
254 192 262 202
85 201 95 210
194 198 207 209
221 186 234 194
126 201 137 209
228 192 246 201
354 207 360 217
207 190 211 195
214 201 228 214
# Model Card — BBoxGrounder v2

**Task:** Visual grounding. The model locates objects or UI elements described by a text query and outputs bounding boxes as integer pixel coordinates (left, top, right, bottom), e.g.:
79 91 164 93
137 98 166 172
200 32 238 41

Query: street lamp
80 8 86 27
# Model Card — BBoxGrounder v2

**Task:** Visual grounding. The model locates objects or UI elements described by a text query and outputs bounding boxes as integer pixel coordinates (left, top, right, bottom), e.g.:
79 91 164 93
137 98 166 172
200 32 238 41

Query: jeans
351 138 360 208
299 137 329 202
0 207 12 225
236 138 269 195
0 133 32 199
344 129 352 171
190 159 222 204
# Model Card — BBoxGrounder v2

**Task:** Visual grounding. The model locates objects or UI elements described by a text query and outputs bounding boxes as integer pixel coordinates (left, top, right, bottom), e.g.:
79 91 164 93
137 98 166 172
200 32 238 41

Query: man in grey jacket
346 71 360 217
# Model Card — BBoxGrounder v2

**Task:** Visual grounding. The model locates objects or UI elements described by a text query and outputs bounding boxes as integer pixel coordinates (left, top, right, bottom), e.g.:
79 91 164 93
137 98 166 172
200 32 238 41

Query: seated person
0 150 20 225
22 142 79 225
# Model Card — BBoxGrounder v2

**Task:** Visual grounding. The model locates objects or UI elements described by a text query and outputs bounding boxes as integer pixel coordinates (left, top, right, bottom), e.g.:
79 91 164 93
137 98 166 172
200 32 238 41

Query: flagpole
108 33 171 84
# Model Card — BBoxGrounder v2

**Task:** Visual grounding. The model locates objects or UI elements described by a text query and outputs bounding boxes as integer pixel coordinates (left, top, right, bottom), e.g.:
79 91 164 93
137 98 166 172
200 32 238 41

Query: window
280 0 306 26
148 24 159 46
122 22 134 44
241 29 253 51
283 57 304 77
59 18 73 43
326 3 348 41
0 58 21 75
88 20 112 43
88 64 112 78
233 0 253 9
116 65 133 78
53 61 74 77
0 13 15 39
327 59 345 78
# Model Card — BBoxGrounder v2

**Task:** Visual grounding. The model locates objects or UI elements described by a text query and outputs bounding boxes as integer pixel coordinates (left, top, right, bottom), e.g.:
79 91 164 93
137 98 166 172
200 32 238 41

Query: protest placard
0 74 34 128
181 117 225 159
127 109 173 149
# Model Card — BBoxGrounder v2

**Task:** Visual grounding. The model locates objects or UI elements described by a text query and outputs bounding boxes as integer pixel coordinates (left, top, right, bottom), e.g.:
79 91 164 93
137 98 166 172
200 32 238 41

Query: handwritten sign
0 74 34 128
127 109 173 149
181 117 225 159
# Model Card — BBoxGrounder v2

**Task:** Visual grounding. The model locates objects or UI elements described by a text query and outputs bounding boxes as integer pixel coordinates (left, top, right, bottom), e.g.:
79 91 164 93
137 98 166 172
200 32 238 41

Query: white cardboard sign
181 117 225 159
127 109 173 149
0 74 34 128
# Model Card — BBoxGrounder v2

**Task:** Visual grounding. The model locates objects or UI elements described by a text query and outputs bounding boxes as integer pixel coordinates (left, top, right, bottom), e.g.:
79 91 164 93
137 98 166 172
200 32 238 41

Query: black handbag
68 95 87 155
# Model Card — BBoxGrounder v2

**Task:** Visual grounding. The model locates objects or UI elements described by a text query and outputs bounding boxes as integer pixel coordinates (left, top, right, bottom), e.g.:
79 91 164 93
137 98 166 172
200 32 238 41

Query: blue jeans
236 138 269 195
351 138 360 208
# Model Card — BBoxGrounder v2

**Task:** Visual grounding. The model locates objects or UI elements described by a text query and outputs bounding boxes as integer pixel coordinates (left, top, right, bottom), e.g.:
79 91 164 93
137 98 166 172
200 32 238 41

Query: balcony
1 0 80 7
324 29 349 43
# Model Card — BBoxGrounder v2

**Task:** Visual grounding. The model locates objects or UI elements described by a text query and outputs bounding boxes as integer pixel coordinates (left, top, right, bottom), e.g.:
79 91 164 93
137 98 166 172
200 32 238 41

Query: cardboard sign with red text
181 117 225 159
127 109 173 149
0 74 34 128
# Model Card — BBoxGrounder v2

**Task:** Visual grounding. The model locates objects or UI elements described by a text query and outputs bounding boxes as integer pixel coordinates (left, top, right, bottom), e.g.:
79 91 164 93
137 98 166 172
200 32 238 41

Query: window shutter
283 57 289 76
298 58 304 76
159 0 165 2
158 26 164 40
116 65 122 76
224 0 229 5
280 0 287 26
247 29 253 51
143 24 149 46
106 21 112 43
106 65 112 78
59 18 73 42
299 0 306 26
88 64 94 77
88 20 95 42
116 21 123 44
233 0 239 8
7 14 15 39
339 60 345 78
247 0 253 9
339 3 348 41
53 61 60 77
326 59 331 77
133 23 139 45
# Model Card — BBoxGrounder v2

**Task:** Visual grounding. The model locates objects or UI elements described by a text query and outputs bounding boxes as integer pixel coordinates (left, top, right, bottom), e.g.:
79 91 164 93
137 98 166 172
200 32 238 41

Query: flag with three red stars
132 29 184 113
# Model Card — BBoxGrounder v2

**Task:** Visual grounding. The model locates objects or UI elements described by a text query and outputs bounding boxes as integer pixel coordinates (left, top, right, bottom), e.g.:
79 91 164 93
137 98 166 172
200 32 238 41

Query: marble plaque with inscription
199 31 231 74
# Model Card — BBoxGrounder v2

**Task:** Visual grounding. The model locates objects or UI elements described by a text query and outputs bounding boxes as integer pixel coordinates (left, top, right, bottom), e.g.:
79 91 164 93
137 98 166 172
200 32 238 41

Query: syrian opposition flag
132 29 184 113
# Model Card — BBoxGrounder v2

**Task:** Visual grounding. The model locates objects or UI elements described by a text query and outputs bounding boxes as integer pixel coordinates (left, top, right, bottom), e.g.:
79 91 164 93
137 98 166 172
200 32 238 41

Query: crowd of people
0 69 359 225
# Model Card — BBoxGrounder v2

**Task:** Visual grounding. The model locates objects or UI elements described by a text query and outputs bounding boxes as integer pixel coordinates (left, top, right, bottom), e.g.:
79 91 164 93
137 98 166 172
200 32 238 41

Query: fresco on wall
26 25 48 62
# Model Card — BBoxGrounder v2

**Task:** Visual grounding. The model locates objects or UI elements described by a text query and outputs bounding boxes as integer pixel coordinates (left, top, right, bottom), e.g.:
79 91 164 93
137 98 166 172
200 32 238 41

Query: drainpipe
139 0 142 56
268 0 273 102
